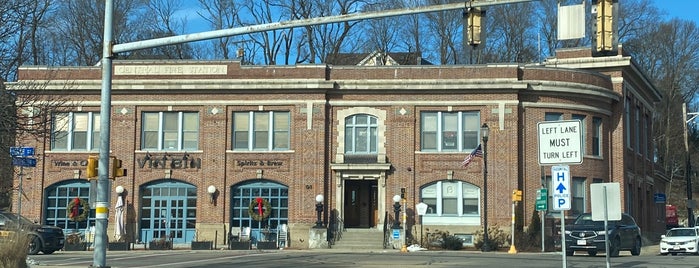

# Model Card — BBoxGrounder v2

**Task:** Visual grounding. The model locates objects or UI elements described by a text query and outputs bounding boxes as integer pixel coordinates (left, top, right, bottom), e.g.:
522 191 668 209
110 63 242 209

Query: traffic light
466 7 484 47
512 189 523 202
86 156 98 179
594 0 615 53
111 157 127 178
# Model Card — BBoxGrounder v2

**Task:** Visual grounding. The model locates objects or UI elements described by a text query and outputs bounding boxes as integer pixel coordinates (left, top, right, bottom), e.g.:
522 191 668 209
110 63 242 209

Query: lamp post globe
314 194 324 228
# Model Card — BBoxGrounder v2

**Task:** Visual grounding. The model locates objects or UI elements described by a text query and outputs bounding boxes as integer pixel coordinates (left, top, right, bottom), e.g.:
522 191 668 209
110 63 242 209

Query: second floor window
51 112 100 151
142 112 199 151
421 111 480 152
233 111 290 151
344 114 378 154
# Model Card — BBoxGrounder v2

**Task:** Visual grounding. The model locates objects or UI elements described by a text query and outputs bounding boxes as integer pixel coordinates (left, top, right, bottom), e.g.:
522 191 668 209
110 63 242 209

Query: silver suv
564 213 642 257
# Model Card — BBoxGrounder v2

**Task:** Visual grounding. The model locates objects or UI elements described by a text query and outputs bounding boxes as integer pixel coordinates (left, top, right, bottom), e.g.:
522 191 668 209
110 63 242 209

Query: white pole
561 210 567 268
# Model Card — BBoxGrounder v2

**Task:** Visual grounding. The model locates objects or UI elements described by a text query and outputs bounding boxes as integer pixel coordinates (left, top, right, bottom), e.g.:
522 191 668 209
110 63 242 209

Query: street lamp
207 185 217 205
314 194 324 228
392 195 402 229
481 123 490 252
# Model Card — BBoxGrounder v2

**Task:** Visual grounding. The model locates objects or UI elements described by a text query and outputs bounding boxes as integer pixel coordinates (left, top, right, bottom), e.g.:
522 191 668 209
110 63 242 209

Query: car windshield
667 229 697 237
3 213 36 227
573 214 618 227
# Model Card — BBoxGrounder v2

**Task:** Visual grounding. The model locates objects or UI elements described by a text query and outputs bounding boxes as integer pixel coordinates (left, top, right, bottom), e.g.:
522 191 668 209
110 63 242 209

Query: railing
383 211 392 249
327 209 344 247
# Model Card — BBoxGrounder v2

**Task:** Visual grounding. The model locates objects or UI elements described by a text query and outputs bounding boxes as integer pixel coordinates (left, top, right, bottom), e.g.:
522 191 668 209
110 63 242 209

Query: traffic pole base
508 245 517 254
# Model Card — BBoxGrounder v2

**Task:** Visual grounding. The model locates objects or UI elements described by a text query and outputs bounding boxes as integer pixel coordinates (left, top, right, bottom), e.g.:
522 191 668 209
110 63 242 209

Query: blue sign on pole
12 157 37 167
10 147 35 157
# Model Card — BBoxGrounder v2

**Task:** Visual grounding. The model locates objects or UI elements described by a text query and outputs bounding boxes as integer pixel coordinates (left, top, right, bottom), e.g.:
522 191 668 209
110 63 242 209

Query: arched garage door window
230 180 288 242
140 180 196 244
44 180 93 232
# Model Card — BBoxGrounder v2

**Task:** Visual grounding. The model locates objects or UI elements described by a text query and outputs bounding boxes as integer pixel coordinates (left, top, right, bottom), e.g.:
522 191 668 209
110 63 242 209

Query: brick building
7 46 666 249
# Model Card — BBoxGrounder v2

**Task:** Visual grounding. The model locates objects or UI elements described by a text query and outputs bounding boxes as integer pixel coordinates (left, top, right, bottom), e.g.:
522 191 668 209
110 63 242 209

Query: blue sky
652 0 699 23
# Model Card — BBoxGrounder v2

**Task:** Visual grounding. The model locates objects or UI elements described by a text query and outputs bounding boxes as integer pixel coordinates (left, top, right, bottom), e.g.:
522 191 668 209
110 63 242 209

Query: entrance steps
331 228 386 251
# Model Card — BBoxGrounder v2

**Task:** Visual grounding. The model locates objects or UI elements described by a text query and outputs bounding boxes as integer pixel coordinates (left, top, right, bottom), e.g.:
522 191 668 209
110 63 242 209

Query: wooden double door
343 180 377 228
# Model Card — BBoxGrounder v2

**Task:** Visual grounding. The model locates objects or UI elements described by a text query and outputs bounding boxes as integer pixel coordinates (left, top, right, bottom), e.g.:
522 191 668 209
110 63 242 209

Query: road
26 245 699 268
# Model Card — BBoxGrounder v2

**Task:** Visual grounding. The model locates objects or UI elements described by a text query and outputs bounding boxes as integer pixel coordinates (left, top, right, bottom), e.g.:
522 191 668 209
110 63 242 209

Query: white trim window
421 181 480 225
572 114 586 154
421 111 480 152
233 111 290 151
592 117 602 156
142 112 199 151
51 112 100 151
344 114 378 154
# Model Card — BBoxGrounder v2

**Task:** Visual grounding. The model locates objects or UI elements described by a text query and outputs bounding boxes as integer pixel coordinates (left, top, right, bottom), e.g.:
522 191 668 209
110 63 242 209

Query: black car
0 211 64 254
564 212 642 257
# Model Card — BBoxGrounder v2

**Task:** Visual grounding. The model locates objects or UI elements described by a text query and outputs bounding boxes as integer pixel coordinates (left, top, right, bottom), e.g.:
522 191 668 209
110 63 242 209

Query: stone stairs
331 228 386 251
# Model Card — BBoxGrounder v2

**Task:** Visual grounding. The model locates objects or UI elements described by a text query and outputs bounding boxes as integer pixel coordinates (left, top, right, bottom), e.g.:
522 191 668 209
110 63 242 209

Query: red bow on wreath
69 197 80 219
256 197 263 216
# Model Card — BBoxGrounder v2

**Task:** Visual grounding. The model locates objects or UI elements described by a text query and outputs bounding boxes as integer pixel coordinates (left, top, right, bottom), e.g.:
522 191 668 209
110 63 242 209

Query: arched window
139 180 197 244
44 180 93 231
230 180 288 242
344 114 378 154
421 180 480 225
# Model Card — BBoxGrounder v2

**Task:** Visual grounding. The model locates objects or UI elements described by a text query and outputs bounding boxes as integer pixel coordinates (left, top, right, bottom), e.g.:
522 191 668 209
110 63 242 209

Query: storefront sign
236 160 284 167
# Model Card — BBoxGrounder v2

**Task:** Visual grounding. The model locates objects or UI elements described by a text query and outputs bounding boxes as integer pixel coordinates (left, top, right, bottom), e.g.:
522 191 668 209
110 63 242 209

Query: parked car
564 212 642 257
0 211 64 254
659 227 699 255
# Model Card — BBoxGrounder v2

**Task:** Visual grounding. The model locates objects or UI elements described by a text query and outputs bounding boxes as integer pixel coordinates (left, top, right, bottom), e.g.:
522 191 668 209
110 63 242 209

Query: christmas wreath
248 197 272 221
66 197 90 222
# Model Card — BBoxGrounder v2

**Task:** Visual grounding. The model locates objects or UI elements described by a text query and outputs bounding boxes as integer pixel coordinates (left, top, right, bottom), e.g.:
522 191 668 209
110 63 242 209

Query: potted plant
108 237 130 251
190 230 213 250
148 237 172 250
63 232 87 251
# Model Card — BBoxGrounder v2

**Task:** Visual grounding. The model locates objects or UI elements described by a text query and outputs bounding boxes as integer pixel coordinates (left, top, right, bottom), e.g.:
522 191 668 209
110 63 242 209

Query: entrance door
344 180 377 228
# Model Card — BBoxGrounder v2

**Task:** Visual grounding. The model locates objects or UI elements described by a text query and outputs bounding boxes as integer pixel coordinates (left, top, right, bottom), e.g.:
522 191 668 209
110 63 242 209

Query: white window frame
572 114 586 155
344 114 378 154
420 111 480 152
232 111 290 151
421 180 481 225
141 111 199 151
51 112 100 151
592 117 602 157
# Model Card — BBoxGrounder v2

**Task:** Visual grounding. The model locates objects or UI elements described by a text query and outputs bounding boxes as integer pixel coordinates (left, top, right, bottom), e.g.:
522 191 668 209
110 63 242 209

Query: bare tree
1 77 76 209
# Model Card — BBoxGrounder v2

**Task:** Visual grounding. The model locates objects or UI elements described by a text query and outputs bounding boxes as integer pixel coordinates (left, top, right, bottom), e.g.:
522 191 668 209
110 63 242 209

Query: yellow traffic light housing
86 155 98 179
111 157 127 178
512 189 523 202
466 7 484 47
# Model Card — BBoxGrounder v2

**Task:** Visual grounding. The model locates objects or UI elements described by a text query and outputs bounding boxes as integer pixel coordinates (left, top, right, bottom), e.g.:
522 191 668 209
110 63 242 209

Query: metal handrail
328 210 344 246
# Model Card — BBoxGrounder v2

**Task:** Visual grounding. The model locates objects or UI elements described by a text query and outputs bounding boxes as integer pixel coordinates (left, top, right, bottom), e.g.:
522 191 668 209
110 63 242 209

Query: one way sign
551 165 571 211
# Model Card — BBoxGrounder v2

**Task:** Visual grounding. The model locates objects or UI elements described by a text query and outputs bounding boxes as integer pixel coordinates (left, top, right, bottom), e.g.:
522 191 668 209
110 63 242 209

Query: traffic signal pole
93 0 114 267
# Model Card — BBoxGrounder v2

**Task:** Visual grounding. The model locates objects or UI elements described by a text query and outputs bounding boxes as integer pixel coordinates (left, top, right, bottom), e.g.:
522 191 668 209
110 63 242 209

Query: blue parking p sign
551 165 571 211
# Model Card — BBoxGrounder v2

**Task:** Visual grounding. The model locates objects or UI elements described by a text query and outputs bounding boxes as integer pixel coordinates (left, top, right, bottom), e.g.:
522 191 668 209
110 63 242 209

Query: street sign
10 147 35 157
537 120 583 165
551 165 571 211
654 193 666 204
535 188 548 211
591 183 621 221
12 157 37 167
416 202 428 216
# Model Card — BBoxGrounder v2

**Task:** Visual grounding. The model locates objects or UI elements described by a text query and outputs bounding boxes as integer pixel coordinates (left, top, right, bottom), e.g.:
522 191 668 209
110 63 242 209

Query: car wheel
566 250 574 256
671 252 677 256
630 237 641 256
610 237 620 257
660 253 669 256
27 235 41 255
42 249 56 254
587 250 597 256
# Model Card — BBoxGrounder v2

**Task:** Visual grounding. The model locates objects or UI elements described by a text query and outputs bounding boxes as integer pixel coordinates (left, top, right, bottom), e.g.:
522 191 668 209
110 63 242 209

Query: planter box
149 241 173 250
228 241 251 250
63 242 87 251
190 241 213 250
256 241 277 250
108 242 130 251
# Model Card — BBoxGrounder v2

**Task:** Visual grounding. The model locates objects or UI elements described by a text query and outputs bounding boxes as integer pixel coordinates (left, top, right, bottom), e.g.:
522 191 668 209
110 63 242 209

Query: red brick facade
9 47 667 248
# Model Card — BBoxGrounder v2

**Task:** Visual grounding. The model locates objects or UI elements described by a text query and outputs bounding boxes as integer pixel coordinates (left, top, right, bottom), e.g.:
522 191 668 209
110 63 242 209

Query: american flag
461 144 483 168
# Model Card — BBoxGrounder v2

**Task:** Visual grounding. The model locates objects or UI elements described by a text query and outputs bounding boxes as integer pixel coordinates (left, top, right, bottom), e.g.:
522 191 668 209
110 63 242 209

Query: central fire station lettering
137 158 201 169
